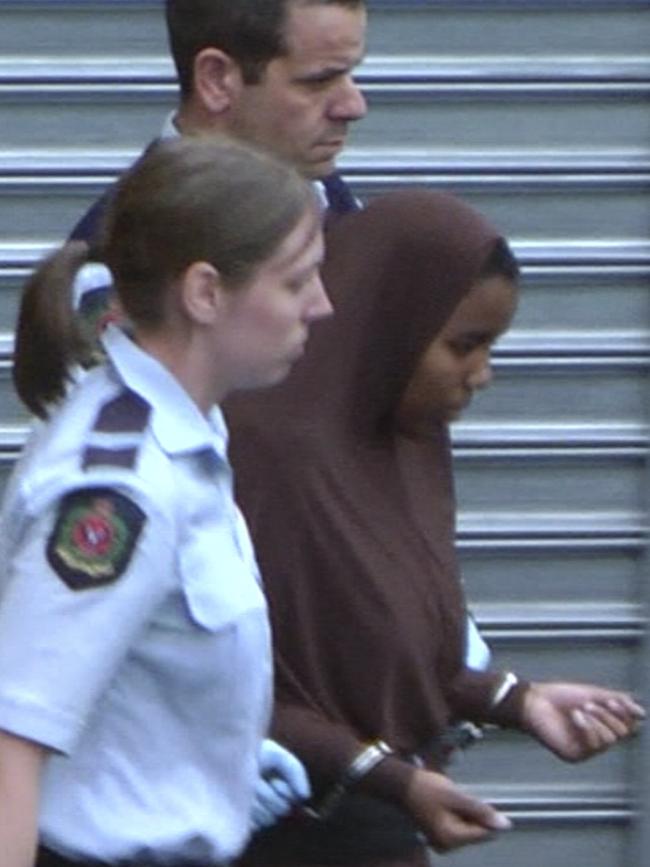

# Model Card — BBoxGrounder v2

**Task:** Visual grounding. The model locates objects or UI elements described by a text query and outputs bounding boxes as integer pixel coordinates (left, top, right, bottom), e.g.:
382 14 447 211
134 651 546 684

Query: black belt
242 793 424 865
37 846 225 867
37 848 105 867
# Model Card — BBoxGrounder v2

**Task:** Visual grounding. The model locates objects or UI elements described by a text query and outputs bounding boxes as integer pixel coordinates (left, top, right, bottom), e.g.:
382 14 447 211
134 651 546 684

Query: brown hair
166 0 366 96
13 136 314 419
13 242 95 419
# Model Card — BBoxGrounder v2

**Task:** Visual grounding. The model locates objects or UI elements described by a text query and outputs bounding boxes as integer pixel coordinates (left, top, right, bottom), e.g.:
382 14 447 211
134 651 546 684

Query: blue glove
251 739 311 831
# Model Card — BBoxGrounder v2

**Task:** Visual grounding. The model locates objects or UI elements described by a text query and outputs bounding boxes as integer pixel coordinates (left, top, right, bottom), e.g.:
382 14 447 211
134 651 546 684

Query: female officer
0 135 331 867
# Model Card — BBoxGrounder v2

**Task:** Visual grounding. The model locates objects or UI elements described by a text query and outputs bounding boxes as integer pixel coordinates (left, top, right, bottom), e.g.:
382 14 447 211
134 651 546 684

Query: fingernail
572 709 589 728
491 813 513 831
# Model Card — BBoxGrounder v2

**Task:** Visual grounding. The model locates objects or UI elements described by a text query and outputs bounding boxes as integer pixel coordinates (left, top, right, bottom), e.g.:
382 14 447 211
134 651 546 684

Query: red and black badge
47 487 146 591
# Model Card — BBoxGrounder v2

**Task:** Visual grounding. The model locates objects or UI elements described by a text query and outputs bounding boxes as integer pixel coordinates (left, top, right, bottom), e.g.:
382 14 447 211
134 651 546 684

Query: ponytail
13 241 97 419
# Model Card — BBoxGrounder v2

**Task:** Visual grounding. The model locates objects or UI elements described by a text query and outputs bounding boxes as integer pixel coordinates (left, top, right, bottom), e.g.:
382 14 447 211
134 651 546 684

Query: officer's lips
316 139 345 155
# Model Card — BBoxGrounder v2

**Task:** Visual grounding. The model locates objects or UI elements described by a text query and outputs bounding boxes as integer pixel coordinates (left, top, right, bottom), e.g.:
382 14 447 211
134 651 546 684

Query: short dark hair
165 0 366 97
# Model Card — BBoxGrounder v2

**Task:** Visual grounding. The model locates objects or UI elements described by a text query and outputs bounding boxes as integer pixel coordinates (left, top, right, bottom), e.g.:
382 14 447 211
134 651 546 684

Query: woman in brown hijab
227 190 643 867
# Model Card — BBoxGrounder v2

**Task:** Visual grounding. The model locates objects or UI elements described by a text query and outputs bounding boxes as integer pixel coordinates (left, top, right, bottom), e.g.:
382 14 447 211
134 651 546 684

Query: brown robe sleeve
447 667 530 729
271 701 416 804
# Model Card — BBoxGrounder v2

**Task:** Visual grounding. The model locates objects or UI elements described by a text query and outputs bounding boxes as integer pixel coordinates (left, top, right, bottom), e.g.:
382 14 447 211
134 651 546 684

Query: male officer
71 0 368 241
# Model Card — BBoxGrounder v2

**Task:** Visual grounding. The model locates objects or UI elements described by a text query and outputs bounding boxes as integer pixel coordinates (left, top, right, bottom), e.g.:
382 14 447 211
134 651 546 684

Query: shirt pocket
178 521 267 633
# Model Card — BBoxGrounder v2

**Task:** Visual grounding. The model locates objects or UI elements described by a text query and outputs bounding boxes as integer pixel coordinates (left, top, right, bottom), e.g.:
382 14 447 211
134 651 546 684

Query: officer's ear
193 48 245 115
179 261 226 326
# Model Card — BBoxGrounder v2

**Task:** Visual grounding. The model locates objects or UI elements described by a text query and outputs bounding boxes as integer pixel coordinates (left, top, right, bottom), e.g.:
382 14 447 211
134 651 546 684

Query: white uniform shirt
0 327 272 864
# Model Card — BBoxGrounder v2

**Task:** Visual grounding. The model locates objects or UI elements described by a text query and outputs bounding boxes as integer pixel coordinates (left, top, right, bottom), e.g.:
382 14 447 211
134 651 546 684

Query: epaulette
82 388 151 471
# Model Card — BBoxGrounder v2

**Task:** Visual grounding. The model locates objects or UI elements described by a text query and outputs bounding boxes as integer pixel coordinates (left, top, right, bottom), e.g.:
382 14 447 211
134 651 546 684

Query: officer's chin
445 404 467 425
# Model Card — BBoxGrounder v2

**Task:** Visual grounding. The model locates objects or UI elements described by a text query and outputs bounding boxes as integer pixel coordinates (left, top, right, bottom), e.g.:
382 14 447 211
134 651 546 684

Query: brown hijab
226 190 505 781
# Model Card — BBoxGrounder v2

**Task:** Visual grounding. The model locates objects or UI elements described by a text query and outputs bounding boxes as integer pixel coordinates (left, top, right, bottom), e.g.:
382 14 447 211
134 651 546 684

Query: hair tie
72 262 113 311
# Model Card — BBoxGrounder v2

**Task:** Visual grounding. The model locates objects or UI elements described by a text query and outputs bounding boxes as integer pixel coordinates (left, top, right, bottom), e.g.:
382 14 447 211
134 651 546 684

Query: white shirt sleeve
0 487 176 753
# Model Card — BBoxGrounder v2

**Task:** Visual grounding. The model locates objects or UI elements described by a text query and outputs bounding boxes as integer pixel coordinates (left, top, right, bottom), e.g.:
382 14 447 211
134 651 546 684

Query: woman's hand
404 768 511 853
521 681 645 762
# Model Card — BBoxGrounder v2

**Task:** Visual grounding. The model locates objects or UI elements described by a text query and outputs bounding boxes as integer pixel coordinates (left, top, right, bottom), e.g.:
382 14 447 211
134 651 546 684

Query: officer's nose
306 274 334 322
329 76 367 123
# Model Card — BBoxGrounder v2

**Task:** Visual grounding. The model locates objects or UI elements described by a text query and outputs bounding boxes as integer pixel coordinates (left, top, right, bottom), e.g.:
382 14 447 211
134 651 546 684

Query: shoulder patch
46 488 146 591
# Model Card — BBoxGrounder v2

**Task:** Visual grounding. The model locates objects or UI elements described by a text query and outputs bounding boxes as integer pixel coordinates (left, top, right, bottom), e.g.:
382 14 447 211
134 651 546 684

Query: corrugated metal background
1 1 649 864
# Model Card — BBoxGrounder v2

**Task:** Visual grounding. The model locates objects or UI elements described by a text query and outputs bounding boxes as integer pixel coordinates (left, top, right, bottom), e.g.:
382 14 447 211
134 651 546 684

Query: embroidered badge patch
46 488 146 591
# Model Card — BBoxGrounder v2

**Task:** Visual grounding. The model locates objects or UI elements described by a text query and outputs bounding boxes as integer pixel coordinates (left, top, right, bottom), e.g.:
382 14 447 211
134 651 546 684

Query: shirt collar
160 111 182 140
101 325 229 459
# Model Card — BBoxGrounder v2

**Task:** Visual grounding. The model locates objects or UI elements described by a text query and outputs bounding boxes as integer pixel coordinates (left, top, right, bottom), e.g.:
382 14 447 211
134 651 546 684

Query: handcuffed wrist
488 671 530 728
491 671 519 708
347 739 394 783
302 740 394 820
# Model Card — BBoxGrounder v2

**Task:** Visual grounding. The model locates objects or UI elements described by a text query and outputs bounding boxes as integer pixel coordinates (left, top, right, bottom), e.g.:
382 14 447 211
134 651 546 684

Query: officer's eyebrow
294 64 358 84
